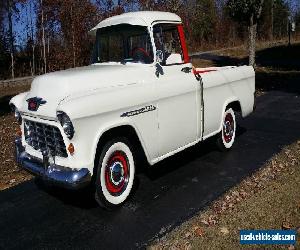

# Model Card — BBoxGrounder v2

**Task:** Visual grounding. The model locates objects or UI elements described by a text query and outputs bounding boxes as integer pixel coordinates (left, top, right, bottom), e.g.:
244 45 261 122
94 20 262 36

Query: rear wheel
216 108 236 151
95 138 135 209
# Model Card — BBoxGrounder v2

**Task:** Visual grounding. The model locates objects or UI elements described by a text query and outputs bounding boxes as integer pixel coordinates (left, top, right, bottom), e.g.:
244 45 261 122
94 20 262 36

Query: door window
153 24 183 65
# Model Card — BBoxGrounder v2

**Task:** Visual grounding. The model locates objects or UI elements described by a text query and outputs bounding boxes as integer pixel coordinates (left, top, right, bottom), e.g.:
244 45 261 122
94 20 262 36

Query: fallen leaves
193 226 204 237
184 232 191 238
184 241 192 250
220 227 229 235
200 215 217 226
282 221 293 230
9 179 16 184
159 227 167 235
200 219 209 226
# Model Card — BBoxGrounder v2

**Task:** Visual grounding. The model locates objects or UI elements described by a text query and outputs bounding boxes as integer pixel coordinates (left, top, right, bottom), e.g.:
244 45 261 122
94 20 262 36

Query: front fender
57 104 158 174
91 118 152 166
9 92 29 110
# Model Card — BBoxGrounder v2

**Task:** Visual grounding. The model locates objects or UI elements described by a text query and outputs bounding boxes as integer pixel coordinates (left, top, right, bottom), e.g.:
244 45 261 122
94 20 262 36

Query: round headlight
11 105 22 125
57 111 74 139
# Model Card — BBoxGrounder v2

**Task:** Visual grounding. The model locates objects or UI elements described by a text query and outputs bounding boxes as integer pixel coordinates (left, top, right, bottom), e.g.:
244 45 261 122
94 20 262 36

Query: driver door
153 23 200 157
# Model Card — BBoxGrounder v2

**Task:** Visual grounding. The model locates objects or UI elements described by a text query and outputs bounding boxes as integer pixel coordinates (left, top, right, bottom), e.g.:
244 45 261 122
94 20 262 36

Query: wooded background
0 0 299 80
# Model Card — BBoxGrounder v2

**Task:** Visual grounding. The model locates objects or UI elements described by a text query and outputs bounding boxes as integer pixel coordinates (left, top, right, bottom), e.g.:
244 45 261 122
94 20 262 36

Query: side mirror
156 50 164 64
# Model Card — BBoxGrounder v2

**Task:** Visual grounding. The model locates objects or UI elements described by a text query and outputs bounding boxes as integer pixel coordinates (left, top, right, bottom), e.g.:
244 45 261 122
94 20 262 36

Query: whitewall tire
95 138 135 209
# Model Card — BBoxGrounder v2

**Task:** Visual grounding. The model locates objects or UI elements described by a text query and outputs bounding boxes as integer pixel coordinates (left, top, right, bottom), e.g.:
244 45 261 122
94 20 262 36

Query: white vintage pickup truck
10 11 255 209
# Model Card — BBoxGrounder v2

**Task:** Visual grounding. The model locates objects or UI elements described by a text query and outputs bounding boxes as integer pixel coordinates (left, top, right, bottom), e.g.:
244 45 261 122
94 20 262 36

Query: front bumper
15 137 92 189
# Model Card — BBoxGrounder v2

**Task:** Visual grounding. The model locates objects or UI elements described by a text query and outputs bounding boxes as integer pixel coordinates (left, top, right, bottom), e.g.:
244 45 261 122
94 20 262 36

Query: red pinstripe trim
193 69 217 74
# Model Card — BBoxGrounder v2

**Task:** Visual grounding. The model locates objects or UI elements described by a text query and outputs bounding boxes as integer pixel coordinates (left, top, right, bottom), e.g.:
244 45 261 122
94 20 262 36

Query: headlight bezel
11 105 22 125
57 111 75 139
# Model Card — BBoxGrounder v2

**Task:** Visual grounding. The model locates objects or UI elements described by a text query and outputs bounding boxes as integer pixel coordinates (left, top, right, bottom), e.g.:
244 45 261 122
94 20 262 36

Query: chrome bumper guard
15 137 91 189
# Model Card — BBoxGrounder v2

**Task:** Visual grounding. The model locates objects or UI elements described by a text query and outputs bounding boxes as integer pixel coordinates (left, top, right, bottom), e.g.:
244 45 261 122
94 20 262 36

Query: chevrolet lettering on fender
10 11 255 209
121 105 156 117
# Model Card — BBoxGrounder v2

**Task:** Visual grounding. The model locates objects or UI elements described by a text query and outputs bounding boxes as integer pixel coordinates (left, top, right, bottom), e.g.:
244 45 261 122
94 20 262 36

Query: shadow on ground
256 44 300 94
0 83 30 116
256 43 300 71
0 95 13 116
256 71 300 94
145 124 246 181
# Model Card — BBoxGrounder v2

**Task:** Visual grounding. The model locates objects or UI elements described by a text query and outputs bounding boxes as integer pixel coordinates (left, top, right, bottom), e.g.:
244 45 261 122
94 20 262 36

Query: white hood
17 63 151 118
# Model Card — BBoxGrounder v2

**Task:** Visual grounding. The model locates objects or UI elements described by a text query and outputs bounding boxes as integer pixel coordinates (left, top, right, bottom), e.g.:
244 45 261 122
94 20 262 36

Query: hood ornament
26 97 47 111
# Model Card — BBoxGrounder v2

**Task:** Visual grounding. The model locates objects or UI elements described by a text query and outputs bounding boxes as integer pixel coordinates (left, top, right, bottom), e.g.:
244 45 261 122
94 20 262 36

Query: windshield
91 24 154 64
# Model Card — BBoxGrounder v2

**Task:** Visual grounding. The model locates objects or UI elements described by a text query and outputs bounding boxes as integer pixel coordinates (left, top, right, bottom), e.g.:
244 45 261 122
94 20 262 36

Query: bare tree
26 0 35 76
41 0 46 73
30 1 35 75
227 0 264 66
270 0 274 40
71 4 76 68
165 0 183 12
7 0 14 78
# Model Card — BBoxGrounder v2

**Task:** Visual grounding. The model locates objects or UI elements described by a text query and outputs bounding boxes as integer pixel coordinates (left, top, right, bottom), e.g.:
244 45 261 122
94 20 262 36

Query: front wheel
95 138 135 209
216 108 236 151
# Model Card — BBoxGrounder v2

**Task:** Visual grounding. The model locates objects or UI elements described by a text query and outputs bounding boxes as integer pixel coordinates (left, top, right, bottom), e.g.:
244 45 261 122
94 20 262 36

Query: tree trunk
32 45 35 76
41 0 47 73
29 1 35 75
7 0 14 79
71 5 76 68
10 53 14 78
248 14 257 66
270 0 274 41
40 46 42 74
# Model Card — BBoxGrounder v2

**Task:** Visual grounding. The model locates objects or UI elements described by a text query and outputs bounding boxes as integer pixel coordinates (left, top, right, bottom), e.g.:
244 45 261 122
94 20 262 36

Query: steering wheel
132 47 152 63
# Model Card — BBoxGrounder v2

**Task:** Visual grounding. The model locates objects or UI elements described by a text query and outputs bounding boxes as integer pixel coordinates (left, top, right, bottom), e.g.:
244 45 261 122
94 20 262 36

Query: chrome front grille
24 119 68 158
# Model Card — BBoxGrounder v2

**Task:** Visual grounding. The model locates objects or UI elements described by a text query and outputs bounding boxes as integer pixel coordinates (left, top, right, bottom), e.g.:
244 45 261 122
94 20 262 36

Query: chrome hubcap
105 150 129 196
224 120 233 137
109 162 125 186
223 113 234 143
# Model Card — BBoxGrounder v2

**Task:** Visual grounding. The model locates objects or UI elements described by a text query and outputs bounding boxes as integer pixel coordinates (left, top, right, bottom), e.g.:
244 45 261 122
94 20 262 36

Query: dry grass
213 39 290 59
150 141 300 250
190 58 215 68
0 84 30 99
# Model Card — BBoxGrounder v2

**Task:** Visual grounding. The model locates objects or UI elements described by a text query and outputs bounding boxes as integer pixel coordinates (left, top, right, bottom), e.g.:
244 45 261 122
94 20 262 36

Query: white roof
89 11 182 35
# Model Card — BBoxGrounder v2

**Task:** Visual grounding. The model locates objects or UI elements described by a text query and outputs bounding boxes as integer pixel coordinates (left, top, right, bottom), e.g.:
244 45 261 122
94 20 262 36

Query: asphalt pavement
1 91 300 249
